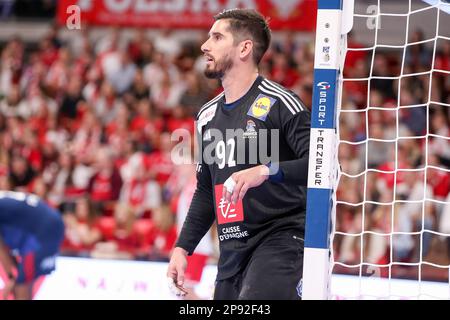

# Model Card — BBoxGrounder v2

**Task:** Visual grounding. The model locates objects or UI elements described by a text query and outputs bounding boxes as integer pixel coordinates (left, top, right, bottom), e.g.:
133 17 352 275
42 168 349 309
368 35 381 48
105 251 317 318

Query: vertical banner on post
302 0 344 300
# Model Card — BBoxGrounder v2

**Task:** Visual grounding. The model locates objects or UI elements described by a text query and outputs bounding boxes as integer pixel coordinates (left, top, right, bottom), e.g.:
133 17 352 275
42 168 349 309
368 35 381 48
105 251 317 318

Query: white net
332 0 450 299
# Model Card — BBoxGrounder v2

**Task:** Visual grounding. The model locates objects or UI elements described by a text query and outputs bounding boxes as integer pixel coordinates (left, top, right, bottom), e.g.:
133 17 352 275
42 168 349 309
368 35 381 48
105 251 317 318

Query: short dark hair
214 9 271 65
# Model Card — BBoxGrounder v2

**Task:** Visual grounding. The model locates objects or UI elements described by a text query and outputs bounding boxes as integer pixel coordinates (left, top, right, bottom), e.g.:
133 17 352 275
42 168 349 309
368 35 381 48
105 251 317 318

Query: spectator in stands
429 107 450 168
405 29 432 71
0 37 24 97
71 108 102 157
344 31 368 76
145 132 175 185
58 76 84 130
108 50 137 95
105 102 131 151
39 35 59 68
61 197 102 256
9 155 35 191
87 146 123 215
120 152 162 218
92 203 148 260
151 68 186 113
343 60 369 108
130 69 150 101
372 54 396 100
154 28 181 61
179 71 210 116
47 151 78 208
45 47 70 97
95 26 121 55
364 122 391 168
399 89 427 136
394 171 435 261
127 28 147 66
129 98 162 150
270 52 299 88
365 189 391 270
93 81 121 126
147 204 177 262
0 85 29 119
138 37 155 68
143 50 180 91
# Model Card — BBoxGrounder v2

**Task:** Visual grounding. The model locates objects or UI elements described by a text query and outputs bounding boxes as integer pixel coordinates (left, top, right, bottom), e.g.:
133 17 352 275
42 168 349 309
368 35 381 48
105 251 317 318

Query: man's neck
221 67 259 104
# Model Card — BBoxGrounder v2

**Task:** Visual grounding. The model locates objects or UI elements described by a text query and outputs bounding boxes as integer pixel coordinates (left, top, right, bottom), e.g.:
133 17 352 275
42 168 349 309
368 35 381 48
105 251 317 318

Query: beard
204 54 233 79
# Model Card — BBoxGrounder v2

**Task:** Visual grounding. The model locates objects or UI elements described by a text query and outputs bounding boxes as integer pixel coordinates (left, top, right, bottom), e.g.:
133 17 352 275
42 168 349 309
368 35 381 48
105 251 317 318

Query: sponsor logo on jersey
219 225 249 241
247 94 276 121
214 184 244 224
243 119 258 139
198 104 217 122
197 103 217 133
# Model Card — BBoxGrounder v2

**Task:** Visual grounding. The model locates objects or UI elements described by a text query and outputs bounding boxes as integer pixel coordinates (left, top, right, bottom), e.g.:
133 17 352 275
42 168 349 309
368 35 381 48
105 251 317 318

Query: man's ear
239 40 253 60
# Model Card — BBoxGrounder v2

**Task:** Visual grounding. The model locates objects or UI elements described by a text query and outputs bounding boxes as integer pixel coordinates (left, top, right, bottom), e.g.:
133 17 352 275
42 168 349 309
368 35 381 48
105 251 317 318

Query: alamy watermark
170 125 280 171
66 5 81 30
366 5 382 30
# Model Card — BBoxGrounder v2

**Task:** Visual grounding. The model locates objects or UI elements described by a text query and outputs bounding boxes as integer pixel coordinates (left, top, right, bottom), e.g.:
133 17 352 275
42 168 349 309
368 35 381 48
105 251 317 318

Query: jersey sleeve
174 119 216 255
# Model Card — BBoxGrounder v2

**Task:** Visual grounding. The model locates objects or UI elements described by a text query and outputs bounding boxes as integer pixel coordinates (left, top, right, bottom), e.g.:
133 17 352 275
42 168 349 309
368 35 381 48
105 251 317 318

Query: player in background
167 8 310 299
0 191 65 300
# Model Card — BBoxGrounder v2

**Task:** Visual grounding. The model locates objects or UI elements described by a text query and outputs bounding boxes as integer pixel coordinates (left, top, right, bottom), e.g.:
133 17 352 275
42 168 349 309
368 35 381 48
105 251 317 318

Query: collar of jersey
220 75 264 115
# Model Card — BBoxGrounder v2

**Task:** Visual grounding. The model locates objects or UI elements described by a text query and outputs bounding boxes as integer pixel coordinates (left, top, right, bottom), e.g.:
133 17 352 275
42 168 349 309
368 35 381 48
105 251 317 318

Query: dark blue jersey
0 191 65 283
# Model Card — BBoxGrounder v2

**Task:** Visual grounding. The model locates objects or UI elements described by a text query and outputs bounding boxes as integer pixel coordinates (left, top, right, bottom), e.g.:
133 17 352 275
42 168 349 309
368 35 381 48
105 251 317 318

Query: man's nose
201 39 210 53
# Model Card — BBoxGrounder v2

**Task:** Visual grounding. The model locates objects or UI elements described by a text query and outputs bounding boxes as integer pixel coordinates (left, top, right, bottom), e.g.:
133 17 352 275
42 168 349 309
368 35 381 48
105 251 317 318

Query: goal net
303 0 450 300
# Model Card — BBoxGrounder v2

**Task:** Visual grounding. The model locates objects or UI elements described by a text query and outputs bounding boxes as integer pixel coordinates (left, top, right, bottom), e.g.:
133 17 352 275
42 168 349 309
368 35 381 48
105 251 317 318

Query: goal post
302 0 352 300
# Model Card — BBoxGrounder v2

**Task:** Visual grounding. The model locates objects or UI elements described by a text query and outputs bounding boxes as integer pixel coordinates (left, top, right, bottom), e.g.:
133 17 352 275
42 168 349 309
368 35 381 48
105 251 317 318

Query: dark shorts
214 231 304 300
16 248 59 284
16 218 64 284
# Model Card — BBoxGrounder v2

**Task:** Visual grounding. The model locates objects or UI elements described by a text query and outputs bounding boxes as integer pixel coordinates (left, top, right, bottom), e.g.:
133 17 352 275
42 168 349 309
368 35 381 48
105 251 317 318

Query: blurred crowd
0 23 448 279
335 30 450 278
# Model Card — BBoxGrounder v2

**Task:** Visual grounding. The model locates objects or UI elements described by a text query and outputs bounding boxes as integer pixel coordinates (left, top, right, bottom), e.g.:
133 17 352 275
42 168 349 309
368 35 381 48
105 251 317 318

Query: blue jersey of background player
0 191 65 300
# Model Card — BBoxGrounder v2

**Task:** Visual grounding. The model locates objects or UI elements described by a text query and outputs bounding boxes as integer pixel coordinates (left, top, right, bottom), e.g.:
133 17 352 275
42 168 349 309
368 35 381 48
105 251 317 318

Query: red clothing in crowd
40 47 59 67
88 169 123 202
377 160 409 189
61 217 101 253
97 217 152 256
147 224 177 258
166 117 194 134
428 170 450 199
270 66 299 88
143 151 173 185
345 39 369 70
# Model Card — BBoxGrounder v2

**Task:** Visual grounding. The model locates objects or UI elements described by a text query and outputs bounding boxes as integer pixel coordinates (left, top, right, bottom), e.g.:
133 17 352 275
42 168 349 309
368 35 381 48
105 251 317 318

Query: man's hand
166 247 188 297
2 274 15 300
223 165 269 204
